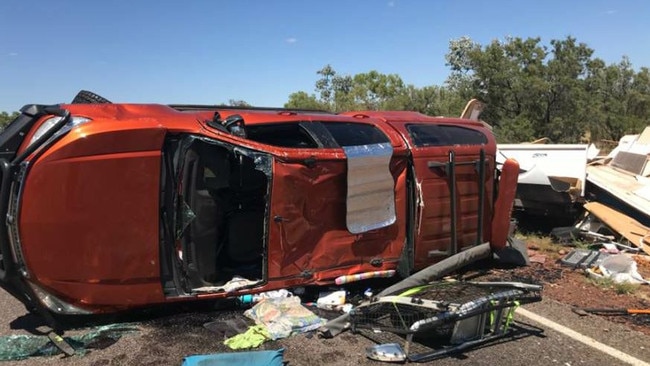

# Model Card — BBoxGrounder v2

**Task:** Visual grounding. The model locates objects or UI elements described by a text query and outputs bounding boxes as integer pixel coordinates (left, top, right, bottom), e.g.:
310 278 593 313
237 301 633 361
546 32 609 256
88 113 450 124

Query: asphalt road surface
0 289 648 365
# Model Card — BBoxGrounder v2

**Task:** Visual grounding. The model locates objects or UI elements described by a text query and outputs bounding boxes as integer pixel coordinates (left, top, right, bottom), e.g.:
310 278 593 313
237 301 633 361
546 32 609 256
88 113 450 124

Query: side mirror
206 112 228 132
223 114 247 138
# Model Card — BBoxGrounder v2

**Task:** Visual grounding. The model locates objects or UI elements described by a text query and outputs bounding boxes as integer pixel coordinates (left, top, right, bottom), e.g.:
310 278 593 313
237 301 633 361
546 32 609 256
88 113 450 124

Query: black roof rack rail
168 104 333 114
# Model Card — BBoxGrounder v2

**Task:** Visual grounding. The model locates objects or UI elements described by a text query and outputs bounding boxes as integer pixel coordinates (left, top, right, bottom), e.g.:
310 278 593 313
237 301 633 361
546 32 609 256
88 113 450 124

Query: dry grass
586 276 640 295
514 232 563 260
516 230 593 256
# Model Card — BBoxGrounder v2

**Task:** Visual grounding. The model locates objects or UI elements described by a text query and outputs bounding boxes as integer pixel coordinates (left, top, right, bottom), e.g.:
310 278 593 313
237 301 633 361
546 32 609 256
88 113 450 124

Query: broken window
321 122 390 147
407 124 487 147
245 123 319 148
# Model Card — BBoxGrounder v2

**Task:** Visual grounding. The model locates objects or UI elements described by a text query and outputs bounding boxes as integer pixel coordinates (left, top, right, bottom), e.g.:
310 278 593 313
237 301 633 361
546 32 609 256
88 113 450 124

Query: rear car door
223 118 410 283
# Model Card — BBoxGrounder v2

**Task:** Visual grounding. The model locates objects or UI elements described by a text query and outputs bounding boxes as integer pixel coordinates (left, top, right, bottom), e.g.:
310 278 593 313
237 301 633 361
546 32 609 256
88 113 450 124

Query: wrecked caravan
0 92 518 318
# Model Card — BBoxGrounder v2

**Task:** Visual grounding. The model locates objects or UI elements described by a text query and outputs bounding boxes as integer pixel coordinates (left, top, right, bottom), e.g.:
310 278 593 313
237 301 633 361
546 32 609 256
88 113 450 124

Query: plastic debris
560 249 610 269
366 343 406 363
238 289 293 305
194 275 260 293
334 270 396 285
223 325 271 350
183 348 284 366
586 254 650 284
316 290 347 311
244 296 325 340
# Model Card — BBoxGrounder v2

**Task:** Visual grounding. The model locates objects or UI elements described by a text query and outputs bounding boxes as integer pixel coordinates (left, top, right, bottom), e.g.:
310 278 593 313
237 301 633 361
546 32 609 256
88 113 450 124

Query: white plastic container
316 290 346 310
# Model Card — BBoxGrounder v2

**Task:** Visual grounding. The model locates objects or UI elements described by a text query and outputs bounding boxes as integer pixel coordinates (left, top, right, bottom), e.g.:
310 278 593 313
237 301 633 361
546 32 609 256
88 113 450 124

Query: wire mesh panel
351 281 542 361
350 281 542 336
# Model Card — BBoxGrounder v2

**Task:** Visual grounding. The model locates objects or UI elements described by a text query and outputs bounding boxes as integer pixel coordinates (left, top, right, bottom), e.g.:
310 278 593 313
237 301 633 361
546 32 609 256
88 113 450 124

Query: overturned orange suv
0 91 519 319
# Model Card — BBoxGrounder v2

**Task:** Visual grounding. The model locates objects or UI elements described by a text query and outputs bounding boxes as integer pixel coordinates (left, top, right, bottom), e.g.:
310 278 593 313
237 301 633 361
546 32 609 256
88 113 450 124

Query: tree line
286 36 650 144
0 112 18 129
2 36 648 144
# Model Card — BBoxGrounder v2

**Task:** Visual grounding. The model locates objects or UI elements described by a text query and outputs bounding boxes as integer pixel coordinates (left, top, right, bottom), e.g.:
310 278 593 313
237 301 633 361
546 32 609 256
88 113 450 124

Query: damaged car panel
341 111 509 269
0 93 519 318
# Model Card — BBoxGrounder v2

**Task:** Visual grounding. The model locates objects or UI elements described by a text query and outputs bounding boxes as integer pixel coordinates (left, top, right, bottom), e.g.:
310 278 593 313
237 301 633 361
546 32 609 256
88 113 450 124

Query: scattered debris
579 202 650 255
497 142 594 219
223 325 271 350
586 255 649 285
243 296 325 340
316 290 347 311
560 249 611 269
182 348 285 366
334 270 396 285
572 307 650 316
529 253 548 264
46 331 75 357
586 126 650 237
366 343 407 363
238 289 293 306
350 281 542 362
194 275 261 293
0 324 139 361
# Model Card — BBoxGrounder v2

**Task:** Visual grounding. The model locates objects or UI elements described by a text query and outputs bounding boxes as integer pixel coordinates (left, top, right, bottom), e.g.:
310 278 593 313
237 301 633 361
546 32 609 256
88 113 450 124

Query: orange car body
0 100 518 317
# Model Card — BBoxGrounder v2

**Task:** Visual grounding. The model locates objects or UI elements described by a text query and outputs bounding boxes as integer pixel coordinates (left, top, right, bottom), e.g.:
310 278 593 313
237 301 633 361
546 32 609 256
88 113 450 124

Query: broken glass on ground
0 324 139 361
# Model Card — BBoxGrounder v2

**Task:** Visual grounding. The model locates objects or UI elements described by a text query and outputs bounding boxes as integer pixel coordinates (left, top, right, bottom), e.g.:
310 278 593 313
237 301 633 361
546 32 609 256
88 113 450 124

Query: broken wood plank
583 201 650 255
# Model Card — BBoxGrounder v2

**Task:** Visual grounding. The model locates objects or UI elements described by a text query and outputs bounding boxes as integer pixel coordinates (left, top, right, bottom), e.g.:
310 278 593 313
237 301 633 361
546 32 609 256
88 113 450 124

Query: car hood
15 126 166 307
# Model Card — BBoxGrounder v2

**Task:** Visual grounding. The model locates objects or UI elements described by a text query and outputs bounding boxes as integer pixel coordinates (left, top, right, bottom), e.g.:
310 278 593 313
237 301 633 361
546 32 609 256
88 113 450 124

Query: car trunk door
397 123 496 270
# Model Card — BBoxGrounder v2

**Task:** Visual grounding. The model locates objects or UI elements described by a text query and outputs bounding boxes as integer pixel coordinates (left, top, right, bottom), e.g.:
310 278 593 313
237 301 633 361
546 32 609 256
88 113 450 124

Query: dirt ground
504 247 650 336
61 250 650 365
507 212 650 335
119 245 650 365
2 220 650 365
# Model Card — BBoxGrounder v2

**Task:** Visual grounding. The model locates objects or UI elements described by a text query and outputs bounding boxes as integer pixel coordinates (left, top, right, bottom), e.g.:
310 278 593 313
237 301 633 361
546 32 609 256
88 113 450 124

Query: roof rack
168 104 333 114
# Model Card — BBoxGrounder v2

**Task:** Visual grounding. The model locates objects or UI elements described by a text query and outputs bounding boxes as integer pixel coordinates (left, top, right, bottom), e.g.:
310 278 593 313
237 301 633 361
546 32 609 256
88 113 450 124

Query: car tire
71 90 112 104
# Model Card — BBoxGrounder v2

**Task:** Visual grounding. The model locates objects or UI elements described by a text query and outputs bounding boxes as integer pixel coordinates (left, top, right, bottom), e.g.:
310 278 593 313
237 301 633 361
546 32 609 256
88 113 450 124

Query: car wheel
71 90 112 104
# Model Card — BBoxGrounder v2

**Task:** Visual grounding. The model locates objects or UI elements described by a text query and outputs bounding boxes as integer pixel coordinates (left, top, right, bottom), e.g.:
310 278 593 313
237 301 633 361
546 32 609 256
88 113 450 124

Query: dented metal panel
343 142 396 234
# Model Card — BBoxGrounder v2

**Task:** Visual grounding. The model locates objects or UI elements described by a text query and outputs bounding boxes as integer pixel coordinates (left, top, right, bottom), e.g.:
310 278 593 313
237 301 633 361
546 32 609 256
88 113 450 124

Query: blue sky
1 0 649 112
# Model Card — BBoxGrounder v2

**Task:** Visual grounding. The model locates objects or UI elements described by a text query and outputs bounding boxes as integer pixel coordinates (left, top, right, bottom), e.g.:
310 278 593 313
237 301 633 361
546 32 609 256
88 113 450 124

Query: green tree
312 64 356 112
0 111 18 130
445 36 616 143
286 37 650 145
446 35 650 143
446 36 550 142
349 70 405 110
227 99 251 107
445 36 482 102
287 65 414 112
285 91 327 110
392 85 464 117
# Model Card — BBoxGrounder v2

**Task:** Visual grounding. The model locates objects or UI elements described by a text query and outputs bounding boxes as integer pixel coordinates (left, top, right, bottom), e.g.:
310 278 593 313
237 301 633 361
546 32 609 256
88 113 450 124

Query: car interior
178 139 269 290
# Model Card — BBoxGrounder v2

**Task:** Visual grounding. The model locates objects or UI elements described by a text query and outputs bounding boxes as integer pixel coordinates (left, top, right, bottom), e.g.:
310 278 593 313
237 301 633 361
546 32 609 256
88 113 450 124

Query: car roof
62 103 376 126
